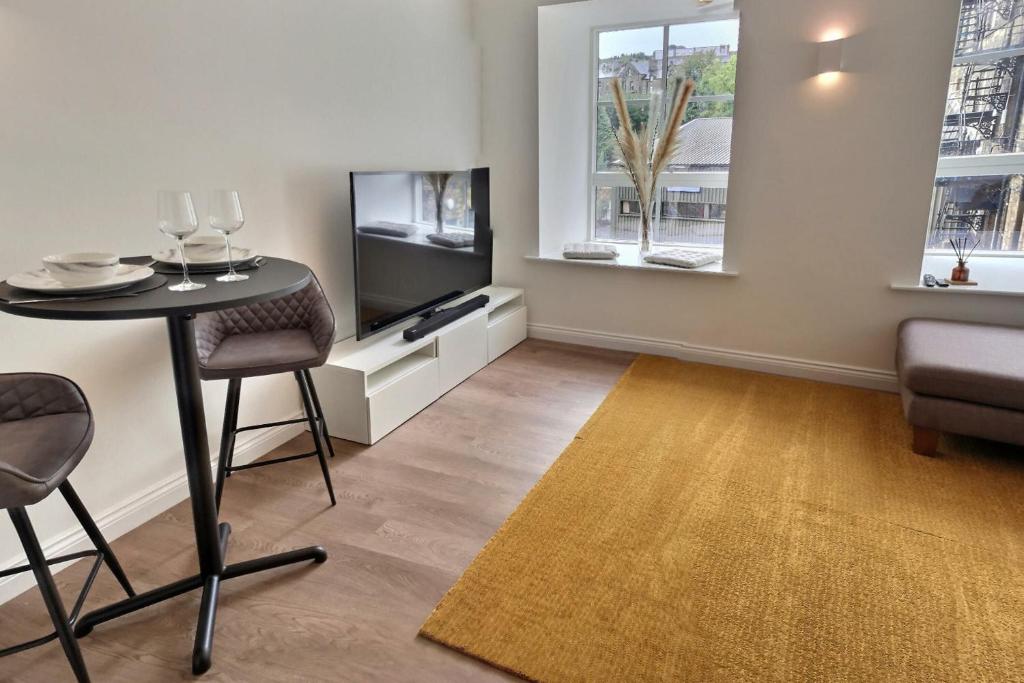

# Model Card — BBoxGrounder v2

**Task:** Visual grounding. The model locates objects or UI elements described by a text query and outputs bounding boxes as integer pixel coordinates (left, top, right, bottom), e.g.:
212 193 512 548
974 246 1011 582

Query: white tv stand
311 286 527 444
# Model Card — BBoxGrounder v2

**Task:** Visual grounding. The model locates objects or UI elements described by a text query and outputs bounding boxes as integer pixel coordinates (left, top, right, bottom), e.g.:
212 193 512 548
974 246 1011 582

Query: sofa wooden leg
912 427 940 456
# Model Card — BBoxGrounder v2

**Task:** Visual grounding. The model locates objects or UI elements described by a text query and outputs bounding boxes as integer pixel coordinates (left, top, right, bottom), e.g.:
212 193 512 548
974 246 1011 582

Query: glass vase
950 260 970 282
639 212 653 257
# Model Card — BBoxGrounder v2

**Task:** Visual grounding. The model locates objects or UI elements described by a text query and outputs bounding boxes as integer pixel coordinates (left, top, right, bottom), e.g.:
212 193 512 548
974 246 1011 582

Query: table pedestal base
74 314 330 675
75 523 327 674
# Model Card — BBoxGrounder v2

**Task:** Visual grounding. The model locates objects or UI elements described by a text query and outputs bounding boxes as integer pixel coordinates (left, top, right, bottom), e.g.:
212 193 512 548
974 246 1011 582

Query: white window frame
588 15 738 248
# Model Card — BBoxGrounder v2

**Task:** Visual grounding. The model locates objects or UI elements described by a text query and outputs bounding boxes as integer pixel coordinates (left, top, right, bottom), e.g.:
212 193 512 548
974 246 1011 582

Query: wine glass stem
224 234 236 276
176 237 193 285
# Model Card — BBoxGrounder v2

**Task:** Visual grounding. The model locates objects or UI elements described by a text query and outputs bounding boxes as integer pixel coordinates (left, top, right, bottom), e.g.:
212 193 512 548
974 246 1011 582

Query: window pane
598 25 664 84
595 185 641 242
655 185 726 247
954 0 1024 57
942 2 1024 157
667 20 739 120
596 101 651 171
596 26 662 172
669 117 733 172
928 174 1024 251
941 58 1024 156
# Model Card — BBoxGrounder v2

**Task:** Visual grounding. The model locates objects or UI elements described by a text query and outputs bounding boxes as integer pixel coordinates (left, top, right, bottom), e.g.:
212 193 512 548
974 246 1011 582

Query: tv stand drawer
487 305 527 361
438 313 488 393
367 356 440 442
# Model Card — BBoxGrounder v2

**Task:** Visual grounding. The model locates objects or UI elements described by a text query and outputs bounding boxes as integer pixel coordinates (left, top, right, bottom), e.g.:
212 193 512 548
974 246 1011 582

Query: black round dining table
0 257 328 675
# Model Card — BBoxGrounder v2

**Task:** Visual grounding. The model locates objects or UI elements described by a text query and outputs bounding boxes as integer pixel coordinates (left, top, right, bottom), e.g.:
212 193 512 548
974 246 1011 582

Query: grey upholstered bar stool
0 373 135 683
194 276 337 508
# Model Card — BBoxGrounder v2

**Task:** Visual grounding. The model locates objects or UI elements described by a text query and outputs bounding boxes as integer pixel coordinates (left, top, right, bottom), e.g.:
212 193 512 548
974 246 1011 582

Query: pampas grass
610 76 696 250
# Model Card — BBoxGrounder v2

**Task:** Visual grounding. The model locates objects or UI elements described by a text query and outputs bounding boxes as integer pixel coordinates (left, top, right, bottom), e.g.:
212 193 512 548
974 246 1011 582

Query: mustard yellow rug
419 356 1024 682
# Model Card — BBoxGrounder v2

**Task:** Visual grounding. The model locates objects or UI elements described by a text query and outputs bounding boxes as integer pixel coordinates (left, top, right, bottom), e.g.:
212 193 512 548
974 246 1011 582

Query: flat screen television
350 168 492 340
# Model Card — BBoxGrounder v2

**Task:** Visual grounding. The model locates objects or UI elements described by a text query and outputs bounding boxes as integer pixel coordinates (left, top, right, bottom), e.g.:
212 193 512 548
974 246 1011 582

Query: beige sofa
896 318 1024 455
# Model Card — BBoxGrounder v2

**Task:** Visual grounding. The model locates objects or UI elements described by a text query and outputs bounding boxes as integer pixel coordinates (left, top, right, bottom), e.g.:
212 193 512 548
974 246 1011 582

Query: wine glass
209 190 247 282
157 191 205 292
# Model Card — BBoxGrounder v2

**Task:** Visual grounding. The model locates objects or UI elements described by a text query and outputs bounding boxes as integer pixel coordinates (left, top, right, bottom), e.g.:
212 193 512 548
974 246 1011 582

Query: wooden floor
0 340 635 682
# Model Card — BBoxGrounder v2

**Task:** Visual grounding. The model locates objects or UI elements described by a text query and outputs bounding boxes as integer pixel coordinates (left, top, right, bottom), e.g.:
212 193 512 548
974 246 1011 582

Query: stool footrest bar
0 551 104 658
227 451 318 472
232 417 316 434
0 549 99 580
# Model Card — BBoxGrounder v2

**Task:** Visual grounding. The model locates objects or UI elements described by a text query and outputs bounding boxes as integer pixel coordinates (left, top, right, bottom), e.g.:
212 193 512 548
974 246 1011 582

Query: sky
598 19 739 59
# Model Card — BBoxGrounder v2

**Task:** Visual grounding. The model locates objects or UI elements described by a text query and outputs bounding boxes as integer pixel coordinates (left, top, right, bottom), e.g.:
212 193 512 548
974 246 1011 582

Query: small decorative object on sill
643 249 722 269
357 221 418 238
562 242 619 260
609 75 695 257
948 236 979 284
426 232 474 248
422 172 453 234
950 261 970 282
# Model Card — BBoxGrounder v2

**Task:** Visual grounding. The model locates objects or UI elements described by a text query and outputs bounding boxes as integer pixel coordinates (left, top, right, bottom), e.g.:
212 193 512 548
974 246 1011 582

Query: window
415 172 473 232
592 17 739 247
928 0 1024 253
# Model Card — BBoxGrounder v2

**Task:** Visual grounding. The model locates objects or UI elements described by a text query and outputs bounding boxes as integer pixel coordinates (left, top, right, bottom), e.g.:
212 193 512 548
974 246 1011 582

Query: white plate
6 264 155 294
151 245 255 267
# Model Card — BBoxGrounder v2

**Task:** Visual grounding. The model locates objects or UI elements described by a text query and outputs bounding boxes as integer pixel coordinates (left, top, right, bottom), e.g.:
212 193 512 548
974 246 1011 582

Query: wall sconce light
817 38 846 76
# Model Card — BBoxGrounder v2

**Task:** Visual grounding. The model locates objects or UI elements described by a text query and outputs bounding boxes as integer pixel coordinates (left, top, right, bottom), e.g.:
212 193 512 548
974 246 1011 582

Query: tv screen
350 168 492 340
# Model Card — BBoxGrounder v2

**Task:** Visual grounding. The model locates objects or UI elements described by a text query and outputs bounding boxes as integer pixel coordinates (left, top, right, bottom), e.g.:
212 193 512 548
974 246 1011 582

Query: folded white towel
643 249 722 269
562 242 619 260
357 221 419 238
426 232 475 248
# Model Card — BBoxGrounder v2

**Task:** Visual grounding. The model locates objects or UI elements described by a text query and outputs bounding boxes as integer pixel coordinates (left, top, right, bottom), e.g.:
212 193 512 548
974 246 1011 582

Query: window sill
526 244 738 277
905 253 1024 296
891 282 1024 298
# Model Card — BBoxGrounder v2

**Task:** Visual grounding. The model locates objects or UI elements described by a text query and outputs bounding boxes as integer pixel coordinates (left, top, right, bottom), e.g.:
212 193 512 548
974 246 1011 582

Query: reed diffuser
948 236 979 283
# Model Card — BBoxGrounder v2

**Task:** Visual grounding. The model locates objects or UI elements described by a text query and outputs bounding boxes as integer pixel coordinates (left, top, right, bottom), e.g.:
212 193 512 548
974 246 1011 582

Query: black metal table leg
74 314 327 676
166 314 223 579
194 523 230 674
74 573 207 636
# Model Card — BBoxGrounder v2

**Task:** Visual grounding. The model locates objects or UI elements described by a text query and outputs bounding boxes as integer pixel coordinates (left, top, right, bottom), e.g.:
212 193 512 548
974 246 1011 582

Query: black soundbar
403 294 490 341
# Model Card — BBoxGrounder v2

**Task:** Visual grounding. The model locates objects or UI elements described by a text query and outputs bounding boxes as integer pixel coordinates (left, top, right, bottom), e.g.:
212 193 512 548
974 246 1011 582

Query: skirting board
527 323 899 393
0 411 306 607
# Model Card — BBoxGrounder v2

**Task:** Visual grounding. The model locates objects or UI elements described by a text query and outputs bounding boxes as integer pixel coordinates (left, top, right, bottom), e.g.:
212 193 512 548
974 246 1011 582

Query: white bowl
182 237 229 263
42 252 120 285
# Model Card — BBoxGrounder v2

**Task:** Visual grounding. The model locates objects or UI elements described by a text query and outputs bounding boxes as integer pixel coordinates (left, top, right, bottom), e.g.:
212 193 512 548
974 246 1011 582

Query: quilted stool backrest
194 275 336 367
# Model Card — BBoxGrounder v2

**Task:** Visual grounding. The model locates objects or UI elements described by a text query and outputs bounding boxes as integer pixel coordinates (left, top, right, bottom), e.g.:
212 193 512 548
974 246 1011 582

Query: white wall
476 0 1024 379
0 0 479 600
